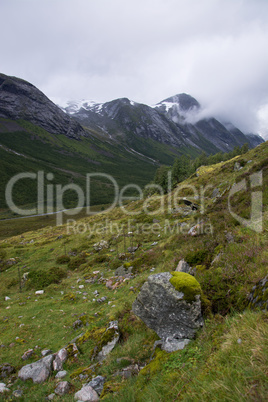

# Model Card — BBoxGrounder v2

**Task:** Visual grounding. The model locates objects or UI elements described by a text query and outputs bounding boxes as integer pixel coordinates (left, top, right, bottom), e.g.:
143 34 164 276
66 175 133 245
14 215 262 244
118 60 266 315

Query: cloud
0 0 268 138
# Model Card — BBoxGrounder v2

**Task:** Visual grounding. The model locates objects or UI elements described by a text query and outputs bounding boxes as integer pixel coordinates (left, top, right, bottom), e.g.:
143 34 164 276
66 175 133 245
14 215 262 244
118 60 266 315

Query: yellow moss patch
169 272 201 303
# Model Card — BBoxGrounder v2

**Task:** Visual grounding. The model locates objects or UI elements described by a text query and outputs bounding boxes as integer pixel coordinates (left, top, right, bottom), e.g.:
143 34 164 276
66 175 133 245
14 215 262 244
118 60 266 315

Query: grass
0 141 267 400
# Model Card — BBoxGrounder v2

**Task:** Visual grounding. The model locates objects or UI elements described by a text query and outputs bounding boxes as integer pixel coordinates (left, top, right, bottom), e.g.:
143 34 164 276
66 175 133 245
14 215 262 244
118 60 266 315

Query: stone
160 338 190 352
55 370 67 379
92 321 120 362
74 385 99 401
13 389 23 397
234 161 242 171
87 375 105 395
53 348 68 371
0 382 10 393
47 393 55 400
35 290 44 295
93 240 108 251
41 349 53 357
21 348 34 360
212 188 220 198
18 354 53 383
0 363 15 378
175 259 191 274
248 275 268 310
132 272 203 351
73 319 83 329
54 381 71 396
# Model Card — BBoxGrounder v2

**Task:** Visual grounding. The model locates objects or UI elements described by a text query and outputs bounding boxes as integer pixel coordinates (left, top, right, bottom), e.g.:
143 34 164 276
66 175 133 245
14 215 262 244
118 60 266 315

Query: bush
27 266 67 289
0 250 7 260
56 255 70 264
68 256 87 271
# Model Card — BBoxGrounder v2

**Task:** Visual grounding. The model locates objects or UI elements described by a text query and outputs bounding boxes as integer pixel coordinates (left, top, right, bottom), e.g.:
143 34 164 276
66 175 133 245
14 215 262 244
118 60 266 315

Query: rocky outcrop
18 354 54 384
0 73 86 139
132 272 203 352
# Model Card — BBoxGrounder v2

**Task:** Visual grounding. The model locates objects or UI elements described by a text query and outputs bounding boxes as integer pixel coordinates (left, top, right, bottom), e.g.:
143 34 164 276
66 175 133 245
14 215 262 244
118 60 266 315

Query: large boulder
18 354 53 384
132 272 203 351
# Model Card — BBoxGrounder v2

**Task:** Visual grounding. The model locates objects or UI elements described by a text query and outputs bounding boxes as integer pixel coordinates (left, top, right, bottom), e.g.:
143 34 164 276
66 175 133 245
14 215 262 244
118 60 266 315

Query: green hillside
0 142 267 400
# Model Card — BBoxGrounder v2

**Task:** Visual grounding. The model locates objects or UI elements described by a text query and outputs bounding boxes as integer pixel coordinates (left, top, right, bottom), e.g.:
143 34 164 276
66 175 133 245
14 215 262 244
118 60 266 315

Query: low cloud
0 0 268 138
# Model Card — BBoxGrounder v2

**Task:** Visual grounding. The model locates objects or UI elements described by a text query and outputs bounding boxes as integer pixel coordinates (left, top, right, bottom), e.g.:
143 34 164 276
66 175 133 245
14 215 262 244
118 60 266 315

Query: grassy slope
0 142 267 401
0 118 157 214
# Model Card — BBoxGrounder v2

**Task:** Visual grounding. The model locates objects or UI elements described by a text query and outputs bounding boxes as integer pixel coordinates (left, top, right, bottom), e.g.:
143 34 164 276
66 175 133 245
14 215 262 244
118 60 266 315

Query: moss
100 380 121 399
90 327 117 359
169 272 202 303
139 349 169 378
63 292 77 302
196 265 206 273
70 365 93 379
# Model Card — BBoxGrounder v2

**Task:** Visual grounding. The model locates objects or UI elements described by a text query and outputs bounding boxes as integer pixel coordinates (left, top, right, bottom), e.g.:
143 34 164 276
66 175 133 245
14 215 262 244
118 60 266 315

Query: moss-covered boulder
132 272 203 351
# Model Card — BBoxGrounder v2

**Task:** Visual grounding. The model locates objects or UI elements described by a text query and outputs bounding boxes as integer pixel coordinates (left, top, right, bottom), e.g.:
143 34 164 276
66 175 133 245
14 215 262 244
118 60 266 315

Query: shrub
27 266 67 289
56 255 70 264
0 250 7 260
68 256 86 270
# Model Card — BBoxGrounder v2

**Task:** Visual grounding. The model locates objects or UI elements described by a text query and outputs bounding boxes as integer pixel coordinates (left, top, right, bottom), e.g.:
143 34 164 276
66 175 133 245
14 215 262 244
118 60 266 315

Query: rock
0 382 10 393
54 381 71 396
93 240 108 251
116 364 140 379
175 259 191 274
114 265 133 277
53 348 68 371
132 272 203 351
212 188 220 198
0 363 15 378
18 354 53 383
225 231 234 243
92 321 120 362
21 348 34 360
74 385 99 401
47 394 55 400
13 389 23 397
55 370 67 379
35 290 44 295
87 375 105 395
248 275 268 310
234 161 242 171
160 338 190 352
73 319 83 329
188 222 204 236
41 349 53 357
0 73 86 139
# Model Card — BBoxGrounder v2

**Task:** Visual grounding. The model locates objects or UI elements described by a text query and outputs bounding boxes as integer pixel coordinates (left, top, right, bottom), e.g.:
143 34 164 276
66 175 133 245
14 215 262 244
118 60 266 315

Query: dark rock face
0 73 86 139
132 272 203 345
66 93 264 153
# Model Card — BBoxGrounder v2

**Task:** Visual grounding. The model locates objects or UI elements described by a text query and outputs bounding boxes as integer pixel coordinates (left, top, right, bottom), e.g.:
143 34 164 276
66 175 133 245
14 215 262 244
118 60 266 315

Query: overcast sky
1 0 268 138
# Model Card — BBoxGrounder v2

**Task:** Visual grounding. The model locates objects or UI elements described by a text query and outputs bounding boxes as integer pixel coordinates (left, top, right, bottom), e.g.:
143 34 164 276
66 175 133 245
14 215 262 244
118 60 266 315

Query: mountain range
0 72 264 215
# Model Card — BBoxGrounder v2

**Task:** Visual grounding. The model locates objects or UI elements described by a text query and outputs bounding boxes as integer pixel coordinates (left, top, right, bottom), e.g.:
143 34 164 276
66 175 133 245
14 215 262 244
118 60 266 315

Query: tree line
150 143 249 194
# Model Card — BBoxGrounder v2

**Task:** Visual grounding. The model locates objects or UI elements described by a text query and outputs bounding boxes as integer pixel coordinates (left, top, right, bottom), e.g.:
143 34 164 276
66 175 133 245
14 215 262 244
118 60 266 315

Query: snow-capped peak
60 99 104 115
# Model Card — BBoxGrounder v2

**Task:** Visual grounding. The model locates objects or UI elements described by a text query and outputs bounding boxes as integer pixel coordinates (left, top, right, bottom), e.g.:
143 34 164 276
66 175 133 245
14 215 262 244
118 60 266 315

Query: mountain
0 73 265 215
0 73 86 139
61 93 264 155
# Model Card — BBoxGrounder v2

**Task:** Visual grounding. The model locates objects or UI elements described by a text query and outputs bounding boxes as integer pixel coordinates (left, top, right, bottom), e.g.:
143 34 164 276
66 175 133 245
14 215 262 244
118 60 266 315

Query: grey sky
1 0 268 138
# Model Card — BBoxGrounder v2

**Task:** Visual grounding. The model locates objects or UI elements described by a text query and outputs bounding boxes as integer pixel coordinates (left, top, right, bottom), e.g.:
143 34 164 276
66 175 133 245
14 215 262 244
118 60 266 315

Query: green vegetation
0 141 267 400
169 272 202 302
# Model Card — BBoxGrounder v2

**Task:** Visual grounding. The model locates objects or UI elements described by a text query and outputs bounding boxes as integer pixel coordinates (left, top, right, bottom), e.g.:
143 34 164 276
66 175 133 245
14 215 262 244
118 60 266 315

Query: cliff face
0 73 86 139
